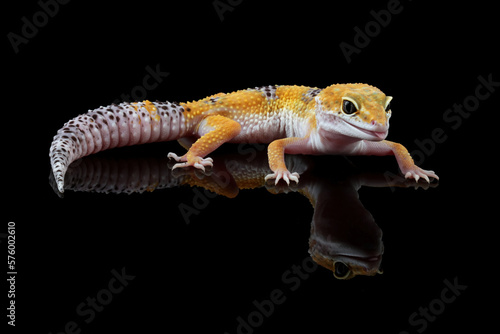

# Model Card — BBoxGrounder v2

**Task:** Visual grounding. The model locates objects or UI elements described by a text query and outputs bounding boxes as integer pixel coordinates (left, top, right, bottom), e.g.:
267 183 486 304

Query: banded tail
49 100 188 193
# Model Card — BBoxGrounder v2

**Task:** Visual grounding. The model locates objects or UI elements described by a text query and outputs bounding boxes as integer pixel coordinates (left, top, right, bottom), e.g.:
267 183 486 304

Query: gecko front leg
265 136 309 185
359 140 439 182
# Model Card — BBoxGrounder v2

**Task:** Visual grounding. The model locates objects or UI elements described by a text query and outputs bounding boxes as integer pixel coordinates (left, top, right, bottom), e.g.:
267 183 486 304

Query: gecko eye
334 262 351 279
384 96 393 113
342 100 357 115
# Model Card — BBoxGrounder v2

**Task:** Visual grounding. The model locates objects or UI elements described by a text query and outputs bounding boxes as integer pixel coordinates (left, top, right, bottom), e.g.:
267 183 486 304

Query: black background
4 0 498 333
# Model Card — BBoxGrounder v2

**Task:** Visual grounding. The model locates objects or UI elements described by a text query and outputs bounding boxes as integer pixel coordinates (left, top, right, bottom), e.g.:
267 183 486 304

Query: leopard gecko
49 83 438 193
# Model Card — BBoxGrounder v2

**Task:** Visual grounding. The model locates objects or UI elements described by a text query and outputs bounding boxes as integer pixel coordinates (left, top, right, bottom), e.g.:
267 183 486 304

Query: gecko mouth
340 117 388 140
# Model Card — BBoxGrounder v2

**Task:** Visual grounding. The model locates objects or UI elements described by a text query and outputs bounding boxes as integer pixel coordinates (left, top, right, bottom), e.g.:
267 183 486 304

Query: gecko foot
402 166 439 183
168 152 213 172
265 170 300 185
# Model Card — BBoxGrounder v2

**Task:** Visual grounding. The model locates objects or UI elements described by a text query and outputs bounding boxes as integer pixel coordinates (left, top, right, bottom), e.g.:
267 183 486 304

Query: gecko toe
289 172 300 183
172 162 188 170
274 172 283 185
168 152 185 162
193 163 206 171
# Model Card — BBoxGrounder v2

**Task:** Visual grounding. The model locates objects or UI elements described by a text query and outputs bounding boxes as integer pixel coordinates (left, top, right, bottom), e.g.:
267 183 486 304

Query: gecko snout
370 120 386 127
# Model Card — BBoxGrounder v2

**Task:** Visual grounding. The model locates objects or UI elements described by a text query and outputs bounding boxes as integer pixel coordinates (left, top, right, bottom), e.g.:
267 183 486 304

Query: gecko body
49 83 438 193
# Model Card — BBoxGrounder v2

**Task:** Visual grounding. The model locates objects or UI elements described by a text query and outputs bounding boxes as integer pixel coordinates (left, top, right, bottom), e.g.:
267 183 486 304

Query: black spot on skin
302 88 322 103
186 107 191 112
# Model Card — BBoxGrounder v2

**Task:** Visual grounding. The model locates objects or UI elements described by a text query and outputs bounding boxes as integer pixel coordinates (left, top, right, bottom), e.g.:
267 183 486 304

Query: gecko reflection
49 148 436 279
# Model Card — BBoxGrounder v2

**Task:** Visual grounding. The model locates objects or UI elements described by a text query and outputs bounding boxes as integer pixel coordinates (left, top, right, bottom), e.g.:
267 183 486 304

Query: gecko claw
167 152 184 162
193 161 214 171
172 162 188 170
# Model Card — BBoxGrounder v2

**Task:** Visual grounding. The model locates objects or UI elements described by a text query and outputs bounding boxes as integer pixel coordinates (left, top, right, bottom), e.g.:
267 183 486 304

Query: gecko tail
49 100 188 194
50 144 74 194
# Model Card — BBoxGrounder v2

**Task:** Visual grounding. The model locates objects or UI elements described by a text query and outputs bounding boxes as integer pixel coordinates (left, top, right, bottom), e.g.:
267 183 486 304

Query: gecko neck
282 108 313 138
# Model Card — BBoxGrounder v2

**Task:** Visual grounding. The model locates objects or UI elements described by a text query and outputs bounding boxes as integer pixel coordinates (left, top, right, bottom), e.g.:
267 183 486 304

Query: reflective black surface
51 150 440 280
5 1 497 333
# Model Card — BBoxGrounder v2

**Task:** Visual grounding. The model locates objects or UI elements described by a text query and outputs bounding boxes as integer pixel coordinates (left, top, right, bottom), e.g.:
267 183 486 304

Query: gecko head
315 84 392 141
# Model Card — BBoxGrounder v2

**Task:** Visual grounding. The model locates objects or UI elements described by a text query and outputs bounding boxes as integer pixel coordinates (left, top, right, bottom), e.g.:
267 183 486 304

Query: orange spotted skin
168 85 321 180
180 85 316 137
